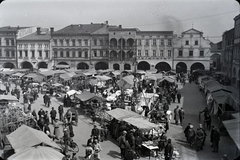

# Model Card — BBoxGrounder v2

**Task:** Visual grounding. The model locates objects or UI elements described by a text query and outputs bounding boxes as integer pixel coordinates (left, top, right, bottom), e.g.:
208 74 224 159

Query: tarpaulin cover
206 83 231 93
117 75 134 89
0 95 19 101
93 75 112 81
8 146 64 160
222 118 240 150
60 73 71 80
12 73 24 77
6 125 61 152
158 76 175 83
111 71 121 76
124 117 159 130
211 90 230 104
40 70 55 77
76 91 105 102
106 108 141 120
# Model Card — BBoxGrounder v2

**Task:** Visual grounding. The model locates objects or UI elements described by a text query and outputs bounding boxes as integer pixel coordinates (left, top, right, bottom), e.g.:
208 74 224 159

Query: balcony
0 57 15 60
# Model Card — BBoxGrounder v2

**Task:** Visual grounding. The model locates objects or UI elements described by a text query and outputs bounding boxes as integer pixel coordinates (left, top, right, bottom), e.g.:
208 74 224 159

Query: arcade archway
2 62 15 68
137 61 150 71
21 61 33 69
124 63 131 70
38 61 48 69
113 63 120 70
57 62 69 65
77 62 89 70
95 62 108 70
190 62 205 71
155 62 171 72
176 62 187 73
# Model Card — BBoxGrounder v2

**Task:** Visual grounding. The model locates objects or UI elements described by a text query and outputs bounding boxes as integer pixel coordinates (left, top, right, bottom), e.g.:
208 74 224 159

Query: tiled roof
109 28 139 31
137 31 173 34
53 23 108 35
18 28 51 41
182 28 203 34
0 26 29 32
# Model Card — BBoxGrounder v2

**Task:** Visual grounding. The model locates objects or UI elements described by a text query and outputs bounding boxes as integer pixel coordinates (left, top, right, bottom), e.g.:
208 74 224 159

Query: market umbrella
60 73 72 81
117 75 134 89
8 146 64 160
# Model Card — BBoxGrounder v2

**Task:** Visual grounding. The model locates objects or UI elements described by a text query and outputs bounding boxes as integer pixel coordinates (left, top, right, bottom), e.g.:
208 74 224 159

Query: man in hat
50 107 57 124
117 131 127 159
164 139 173 160
91 125 100 140
212 128 220 152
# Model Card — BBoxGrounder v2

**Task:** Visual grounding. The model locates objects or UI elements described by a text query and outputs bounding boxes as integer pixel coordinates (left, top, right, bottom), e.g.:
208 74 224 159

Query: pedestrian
43 94 47 106
38 108 45 120
68 123 74 138
135 134 142 159
174 105 180 125
199 124 207 146
87 135 95 146
171 92 176 103
204 113 211 130
177 92 181 103
37 115 45 131
212 128 220 152
91 125 100 140
196 128 204 151
84 143 94 160
187 125 195 147
50 107 57 124
210 126 215 147
117 131 127 159
92 139 102 160
178 107 184 125
58 105 64 121
164 139 173 160
44 123 51 137
44 111 50 125
52 119 60 140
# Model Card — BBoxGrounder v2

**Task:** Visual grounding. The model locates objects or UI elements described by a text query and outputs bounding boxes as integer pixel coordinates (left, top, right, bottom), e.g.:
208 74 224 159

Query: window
85 51 88 58
78 51 82 57
84 39 88 46
60 40 63 46
31 44 35 48
38 44 42 48
153 50 156 57
19 51 22 57
200 50 204 57
138 39 142 46
145 40 149 46
18 44 22 48
54 51 57 57
153 39 156 46
100 40 103 46
11 39 14 46
25 51 28 57
6 39 9 46
72 51 75 57
45 51 49 58
145 50 148 56
185 40 189 45
160 50 164 57
168 50 171 57
189 50 193 56
93 40 97 46
39 51 42 57
168 39 172 46
178 50 183 56
32 51 35 58
6 50 9 57
44 44 49 48
195 40 198 45
66 51 70 57
66 39 69 46
100 51 103 57
72 39 75 46
11 51 15 57
60 51 63 57
138 50 141 56
160 39 164 46
54 40 57 46
78 39 82 46
94 51 97 57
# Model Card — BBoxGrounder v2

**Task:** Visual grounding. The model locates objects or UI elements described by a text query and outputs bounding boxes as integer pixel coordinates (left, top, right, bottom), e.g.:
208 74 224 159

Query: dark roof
18 28 51 41
0 26 29 32
137 31 173 34
108 28 140 31
53 23 108 35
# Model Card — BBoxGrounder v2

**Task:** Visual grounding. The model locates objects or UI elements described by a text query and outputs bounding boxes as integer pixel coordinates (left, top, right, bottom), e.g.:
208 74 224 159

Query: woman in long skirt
53 119 61 140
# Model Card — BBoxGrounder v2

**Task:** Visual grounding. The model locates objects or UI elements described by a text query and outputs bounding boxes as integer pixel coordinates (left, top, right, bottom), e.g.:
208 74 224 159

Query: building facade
17 27 52 69
0 26 21 68
51 22 112 70
173 28 211 73
210 41 222 71
233 14 240 88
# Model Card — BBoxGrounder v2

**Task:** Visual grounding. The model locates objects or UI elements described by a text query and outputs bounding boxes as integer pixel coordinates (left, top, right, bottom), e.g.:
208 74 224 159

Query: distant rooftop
18 28 51 41
0 26 29 32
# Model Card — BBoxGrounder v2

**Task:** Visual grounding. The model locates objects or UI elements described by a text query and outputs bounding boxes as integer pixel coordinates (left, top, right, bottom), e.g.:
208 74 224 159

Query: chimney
37 27 41 35
105 21 108 24
50 27 54 35
119 25 122 28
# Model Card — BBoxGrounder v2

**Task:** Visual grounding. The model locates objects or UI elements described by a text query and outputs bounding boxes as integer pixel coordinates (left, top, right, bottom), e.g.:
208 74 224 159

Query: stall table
142 141 159 159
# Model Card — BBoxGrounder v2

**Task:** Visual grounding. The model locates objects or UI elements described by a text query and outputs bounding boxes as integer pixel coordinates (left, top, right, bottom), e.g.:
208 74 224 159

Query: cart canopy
76 91 105 102
106 108 141 120
124 117 159 130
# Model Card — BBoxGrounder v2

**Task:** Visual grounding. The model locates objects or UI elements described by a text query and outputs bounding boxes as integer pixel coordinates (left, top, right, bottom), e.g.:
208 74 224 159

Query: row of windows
178 50 204 57
136 50 204 57
0 50 15 57
18 44 49 48
0 39 15 46
54 51 88 58
185 40 199 45
138 39 172 46
53 39 108 47
18 50 49 58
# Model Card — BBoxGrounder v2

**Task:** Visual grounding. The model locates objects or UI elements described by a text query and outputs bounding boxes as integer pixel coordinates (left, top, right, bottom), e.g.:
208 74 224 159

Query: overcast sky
0 0 239 42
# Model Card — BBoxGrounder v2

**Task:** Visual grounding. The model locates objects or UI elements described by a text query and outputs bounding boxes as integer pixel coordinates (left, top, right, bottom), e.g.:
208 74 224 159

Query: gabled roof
109 28 139 31
182 28 203 34
53 23 107 35
18 28 51 41
0 26 28 32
